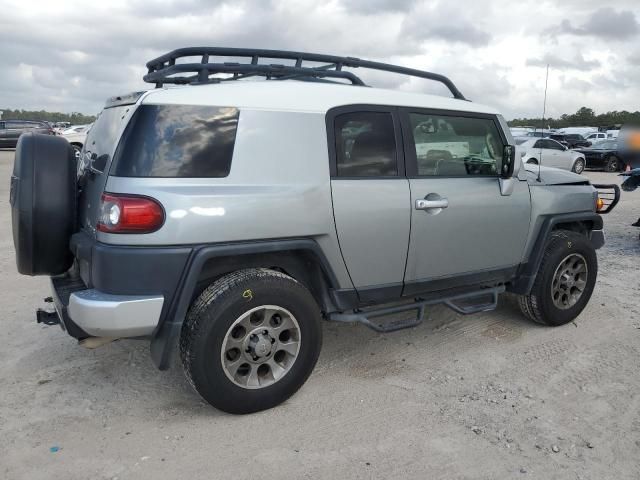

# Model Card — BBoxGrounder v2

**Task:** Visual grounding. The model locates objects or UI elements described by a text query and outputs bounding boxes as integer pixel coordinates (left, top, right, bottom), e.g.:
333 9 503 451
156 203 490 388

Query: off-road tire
180 268 322 414
518 230 597 326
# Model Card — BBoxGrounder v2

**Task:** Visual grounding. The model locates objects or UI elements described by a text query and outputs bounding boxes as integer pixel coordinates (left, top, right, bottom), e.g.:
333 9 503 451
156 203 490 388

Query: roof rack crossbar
144 47 466 100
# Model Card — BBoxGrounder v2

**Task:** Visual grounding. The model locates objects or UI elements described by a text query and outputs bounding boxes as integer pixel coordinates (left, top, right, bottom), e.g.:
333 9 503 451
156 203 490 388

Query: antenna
538 64 549 182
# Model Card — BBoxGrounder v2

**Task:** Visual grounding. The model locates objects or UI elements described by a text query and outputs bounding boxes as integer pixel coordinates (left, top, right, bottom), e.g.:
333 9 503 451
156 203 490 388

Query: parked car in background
60 124 92 156
52 122 71 134
585 132 607 143
510 126 534 137
519 138 586 173
606 129 620 139
0 120 53 148
525 130 551 138
557 127 598 137
549 133 591 149
574 140 624 172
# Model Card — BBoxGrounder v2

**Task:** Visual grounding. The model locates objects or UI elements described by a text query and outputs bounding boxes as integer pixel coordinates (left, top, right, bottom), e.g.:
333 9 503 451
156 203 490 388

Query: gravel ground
1 148 639 480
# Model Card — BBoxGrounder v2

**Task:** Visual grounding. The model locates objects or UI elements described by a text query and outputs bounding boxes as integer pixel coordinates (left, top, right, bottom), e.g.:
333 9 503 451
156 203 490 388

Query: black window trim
398 107 508 179
325 104 406 179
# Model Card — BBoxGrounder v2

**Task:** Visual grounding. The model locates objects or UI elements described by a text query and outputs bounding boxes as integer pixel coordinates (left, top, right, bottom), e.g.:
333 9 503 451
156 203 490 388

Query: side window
334 112 398 177
111 105 239 178
547 140 565 150
0 122 4 130
534 140 544 149
408 113 504 176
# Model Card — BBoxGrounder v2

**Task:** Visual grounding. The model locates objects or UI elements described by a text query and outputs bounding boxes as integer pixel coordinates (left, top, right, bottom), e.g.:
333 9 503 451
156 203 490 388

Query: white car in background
585 132 607 143
60 124 92 157
516 137 586 173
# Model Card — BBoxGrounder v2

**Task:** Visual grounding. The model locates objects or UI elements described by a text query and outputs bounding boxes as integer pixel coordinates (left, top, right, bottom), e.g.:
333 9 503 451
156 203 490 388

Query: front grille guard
593 184 620 214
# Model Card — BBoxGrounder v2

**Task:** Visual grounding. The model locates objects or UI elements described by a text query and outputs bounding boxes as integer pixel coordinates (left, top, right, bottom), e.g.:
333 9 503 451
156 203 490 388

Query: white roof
140 80 499 115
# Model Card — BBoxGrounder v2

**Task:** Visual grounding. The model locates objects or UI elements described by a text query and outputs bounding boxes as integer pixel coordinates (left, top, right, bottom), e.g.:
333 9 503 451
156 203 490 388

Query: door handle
415 197 449 210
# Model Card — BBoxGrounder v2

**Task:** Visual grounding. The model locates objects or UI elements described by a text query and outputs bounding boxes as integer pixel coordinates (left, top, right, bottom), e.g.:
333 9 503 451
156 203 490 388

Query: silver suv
10 48 619 414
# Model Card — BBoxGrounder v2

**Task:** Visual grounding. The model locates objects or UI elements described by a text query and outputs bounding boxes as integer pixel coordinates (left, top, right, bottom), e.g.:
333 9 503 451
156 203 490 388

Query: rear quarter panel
101 109 353 288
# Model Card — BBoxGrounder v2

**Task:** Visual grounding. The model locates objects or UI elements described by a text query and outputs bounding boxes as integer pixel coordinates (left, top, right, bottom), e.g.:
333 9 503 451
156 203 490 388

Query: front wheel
518 230 597 326
605 155 621 172
572 158 585 174
527 158 538 165
180 268 322 414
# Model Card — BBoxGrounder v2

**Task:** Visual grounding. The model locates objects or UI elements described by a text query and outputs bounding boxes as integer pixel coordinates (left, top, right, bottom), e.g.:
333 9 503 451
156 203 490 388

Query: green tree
0 108 96 124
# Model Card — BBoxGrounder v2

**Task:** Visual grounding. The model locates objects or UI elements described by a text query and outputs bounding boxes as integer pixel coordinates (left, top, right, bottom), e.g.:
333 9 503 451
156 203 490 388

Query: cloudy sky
1 0 639 119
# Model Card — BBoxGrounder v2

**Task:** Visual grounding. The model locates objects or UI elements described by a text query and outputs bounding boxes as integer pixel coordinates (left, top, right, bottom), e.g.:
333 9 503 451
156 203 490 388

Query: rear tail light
97 193 164 233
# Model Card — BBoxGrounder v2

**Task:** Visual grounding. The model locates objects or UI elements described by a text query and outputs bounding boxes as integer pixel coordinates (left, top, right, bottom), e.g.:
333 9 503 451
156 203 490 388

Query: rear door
400 109 530 294
328 106 410 301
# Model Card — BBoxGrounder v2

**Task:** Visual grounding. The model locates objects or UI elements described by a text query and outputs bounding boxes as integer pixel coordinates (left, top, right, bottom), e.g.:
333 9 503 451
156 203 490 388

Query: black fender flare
508 212 603 295
150 239 340 369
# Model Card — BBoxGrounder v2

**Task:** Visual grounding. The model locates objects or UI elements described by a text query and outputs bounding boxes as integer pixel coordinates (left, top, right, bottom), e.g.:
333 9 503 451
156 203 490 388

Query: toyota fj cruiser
10 48 620 414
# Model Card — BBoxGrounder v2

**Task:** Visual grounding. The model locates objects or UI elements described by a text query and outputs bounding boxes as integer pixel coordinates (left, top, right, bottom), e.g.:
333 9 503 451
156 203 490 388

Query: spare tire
10 133 77 276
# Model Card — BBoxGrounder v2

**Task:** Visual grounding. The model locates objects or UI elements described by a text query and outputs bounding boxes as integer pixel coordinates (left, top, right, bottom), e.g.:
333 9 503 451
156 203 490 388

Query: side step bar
328 286 504 333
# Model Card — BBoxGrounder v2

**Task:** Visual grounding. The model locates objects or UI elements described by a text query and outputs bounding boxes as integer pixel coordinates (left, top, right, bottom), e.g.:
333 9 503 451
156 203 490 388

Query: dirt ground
1 148 639 480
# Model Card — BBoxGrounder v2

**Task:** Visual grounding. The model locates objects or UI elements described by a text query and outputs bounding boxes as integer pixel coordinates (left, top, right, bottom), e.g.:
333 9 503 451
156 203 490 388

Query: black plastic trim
331 266 516 311
590 230 605 249
507 212 603 295
357 282 404 303
50 274 91 339
402 266 517 298
148 238 342 369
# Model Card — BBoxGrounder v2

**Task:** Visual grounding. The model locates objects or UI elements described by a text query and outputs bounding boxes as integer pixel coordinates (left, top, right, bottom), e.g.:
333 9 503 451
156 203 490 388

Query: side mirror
501 145 516 178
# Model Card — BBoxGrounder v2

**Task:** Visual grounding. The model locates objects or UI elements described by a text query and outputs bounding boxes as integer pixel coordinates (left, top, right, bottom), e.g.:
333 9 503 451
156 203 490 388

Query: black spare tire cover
10 133 77 276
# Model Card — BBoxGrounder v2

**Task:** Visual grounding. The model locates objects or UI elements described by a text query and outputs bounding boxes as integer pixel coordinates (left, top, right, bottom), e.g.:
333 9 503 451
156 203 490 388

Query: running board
328 286 504 333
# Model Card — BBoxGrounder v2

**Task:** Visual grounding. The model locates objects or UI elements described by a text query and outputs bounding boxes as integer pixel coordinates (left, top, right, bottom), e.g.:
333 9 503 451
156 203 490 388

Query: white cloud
0 0 638 119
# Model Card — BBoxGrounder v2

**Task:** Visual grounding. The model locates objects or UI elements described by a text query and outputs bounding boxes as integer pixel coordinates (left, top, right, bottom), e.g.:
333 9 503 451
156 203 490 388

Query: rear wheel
180 268 322 414
572 158 585 174
518 230 597 326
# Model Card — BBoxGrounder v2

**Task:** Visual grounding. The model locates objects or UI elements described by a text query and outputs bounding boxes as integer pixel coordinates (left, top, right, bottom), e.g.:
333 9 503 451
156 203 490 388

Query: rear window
83 105 131 173
110 105 239 178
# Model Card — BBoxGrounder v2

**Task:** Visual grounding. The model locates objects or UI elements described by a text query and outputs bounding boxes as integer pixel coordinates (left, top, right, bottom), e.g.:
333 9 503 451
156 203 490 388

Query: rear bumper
50 275 164 338
48 231 191 340
68 290 164 337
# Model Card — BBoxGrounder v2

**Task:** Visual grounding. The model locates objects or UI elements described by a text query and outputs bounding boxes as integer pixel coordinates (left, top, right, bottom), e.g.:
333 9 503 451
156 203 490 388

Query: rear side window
111 105 239 178
334 111 398 177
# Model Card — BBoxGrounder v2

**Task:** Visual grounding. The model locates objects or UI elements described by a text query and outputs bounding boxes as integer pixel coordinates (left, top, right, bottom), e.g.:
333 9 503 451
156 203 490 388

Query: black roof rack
144 47 467 100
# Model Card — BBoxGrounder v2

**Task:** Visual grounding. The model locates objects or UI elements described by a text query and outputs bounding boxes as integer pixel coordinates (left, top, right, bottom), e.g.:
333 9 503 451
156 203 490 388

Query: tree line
508 107 640 129
0 108 96 124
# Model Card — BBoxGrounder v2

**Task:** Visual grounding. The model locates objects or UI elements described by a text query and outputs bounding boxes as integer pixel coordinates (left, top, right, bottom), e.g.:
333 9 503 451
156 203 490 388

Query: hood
524 164 590 186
